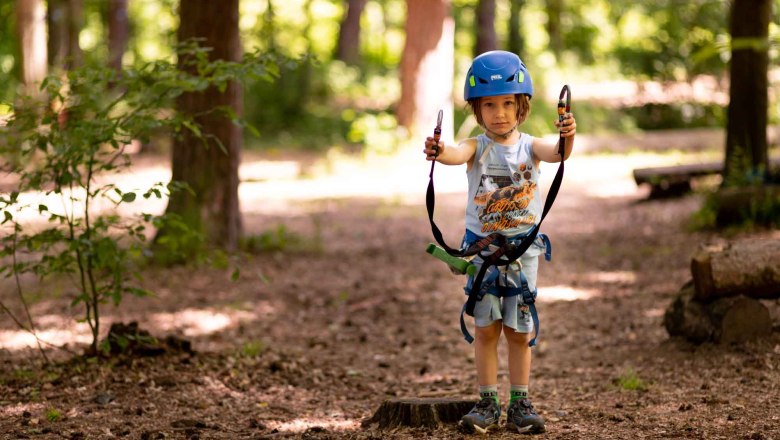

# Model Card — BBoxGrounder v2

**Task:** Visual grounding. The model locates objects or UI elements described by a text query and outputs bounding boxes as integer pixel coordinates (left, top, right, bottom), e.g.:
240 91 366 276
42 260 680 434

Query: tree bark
723 0 771 185
664 288 772 344
397 0 454 144
335 0 367 65
362 398 475 429
507 0 526 58
545 0 563 60
162 0 243 252
47 0 83 70
691 239 780 301
16 0 47 88
107 0 129 72
712 184 780 227
474 0 497 56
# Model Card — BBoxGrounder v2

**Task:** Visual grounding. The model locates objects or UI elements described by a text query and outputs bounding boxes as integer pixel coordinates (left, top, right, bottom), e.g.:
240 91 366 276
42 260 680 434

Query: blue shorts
462 230 545 333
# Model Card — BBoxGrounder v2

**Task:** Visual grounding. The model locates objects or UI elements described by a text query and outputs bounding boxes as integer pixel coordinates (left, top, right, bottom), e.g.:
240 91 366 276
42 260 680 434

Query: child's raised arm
424 137 478 166
532 113 576 163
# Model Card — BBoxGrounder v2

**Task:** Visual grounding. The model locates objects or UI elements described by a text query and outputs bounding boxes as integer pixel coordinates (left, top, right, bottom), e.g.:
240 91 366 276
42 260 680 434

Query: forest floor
1 132 780 440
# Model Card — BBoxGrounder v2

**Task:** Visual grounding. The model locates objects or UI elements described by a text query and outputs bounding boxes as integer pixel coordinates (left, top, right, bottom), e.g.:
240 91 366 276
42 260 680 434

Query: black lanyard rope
426 85 571 317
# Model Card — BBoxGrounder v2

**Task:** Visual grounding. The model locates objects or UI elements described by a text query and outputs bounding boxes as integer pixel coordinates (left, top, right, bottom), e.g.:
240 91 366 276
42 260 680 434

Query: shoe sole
506 421 546 435
459 419 498 435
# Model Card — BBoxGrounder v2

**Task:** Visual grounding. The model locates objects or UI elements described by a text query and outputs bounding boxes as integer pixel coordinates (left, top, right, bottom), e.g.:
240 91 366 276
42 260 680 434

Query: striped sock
479 385 499 404
509 384 529 404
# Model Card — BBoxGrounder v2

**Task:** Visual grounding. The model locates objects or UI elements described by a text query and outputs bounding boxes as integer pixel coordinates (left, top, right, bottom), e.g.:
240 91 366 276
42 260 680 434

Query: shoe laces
474 397 498 415
511 398 537 416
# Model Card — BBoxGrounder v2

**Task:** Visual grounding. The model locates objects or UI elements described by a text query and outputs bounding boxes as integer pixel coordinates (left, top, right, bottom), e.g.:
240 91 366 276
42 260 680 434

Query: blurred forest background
1 0 777 151
1 2 780 438
1 0 779 351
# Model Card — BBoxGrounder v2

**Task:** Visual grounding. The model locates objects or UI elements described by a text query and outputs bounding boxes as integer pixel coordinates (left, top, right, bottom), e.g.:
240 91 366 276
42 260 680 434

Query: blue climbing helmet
464 51 533 101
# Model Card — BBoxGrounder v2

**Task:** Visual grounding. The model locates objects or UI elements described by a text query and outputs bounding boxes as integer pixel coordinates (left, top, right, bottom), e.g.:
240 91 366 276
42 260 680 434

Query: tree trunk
335 0 367 65
474 0 497 56
362 398 475 429
16 0 47 88
691 239 780 301
162 0 243 252
711 184 780 227
107 0 129 72
507 0 526 58
723 0 771 186
545 0 563 60
47 0 67 68
397 0 454 144
47 0 83 70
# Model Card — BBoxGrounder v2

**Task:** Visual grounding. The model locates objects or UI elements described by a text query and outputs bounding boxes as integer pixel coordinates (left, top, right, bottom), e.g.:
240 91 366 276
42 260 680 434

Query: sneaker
459 397 501 434
506 398 545 434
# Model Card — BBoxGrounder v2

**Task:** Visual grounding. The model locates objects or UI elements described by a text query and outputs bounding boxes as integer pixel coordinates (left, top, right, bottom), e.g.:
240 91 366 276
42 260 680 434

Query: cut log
691 239 780 302
708 296 773 344
663 285 714 344
664 288 772 344
362 398 475 429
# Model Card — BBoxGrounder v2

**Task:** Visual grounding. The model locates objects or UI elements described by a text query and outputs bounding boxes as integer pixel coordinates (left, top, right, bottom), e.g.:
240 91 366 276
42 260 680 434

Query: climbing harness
426 85 571 346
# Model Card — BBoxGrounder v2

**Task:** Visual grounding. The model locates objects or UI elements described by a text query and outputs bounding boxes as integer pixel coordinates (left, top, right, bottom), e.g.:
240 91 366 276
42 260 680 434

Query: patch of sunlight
0 403 45 417
147 308 256 337
583 271 637 284
0 319 94 350
266 418 360 433
538 286 599 302
644 308 665 318
203 375 244 400
240 160 301 182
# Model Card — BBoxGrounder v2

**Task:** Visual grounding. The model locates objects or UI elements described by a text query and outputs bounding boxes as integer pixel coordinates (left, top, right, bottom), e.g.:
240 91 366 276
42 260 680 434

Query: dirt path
1 148 779 440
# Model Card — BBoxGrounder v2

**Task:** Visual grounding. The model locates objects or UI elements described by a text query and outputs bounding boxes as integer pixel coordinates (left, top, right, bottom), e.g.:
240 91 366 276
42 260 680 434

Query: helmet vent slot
506 74 516 82
478 77 489 84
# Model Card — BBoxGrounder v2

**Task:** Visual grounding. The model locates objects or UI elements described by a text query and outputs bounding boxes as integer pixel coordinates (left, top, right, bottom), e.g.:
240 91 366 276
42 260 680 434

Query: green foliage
691 186 780 231
45 408 62 422
624 102 725 130
611 0 729 80
241 225 302 253
0 44 287 355
0 0 16 104
240 340 265 358
614 367 648 391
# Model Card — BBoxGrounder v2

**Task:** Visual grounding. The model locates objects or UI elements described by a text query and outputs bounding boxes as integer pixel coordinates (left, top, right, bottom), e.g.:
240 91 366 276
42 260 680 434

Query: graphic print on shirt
473 163 537 233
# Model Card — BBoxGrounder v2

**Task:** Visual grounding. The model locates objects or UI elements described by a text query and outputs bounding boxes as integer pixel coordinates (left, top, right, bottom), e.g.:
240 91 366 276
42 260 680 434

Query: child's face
478 94 518 133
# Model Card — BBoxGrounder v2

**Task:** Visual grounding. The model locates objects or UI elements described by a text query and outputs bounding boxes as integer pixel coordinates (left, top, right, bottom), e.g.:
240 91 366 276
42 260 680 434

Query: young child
422 50 575 434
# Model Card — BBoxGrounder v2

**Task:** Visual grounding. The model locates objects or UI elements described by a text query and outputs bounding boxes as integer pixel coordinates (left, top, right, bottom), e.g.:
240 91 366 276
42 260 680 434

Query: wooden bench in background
633 158 780 198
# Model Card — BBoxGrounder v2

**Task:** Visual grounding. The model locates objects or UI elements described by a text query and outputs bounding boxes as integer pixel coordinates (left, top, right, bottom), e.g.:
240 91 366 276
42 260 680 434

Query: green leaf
231 268 240 282
182 120 202 137
2 211 11 224
121 192 137 203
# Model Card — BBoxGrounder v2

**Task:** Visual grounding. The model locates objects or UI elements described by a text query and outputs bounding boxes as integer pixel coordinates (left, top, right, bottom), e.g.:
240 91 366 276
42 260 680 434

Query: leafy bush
0 44 286 357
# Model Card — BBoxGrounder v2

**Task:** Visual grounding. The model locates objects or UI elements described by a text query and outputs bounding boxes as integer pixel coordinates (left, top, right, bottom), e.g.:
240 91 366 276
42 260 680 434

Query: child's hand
424 137 444 161
554 113 576 138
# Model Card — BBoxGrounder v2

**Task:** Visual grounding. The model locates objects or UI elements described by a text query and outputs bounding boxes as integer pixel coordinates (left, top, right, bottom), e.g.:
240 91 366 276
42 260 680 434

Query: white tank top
464 133 542 238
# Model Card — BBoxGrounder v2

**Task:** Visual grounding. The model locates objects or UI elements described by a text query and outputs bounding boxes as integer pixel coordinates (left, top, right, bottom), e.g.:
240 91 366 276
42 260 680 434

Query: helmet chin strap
485 124 518 141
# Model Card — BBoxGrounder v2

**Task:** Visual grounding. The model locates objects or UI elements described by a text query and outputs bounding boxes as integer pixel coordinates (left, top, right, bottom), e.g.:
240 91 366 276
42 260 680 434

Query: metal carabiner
557 85 571 157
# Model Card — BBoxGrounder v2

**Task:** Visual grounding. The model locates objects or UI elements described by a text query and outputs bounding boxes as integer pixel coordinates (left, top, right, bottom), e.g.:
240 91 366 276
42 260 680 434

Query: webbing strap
427 85 570 346
459 269 541 346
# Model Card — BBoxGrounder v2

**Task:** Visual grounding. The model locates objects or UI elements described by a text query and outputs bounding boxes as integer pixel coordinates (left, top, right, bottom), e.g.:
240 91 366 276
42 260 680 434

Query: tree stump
691 239 780 302
362 398 475 429
664 286 772 344
711 184 780 227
